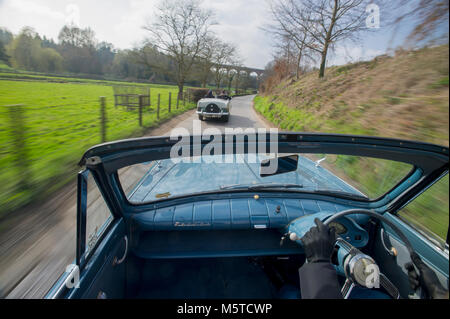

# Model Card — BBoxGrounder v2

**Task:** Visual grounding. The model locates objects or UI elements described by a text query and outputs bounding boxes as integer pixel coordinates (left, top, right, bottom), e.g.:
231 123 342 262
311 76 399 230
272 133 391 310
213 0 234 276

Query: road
142 94 268 135
0 95 271 298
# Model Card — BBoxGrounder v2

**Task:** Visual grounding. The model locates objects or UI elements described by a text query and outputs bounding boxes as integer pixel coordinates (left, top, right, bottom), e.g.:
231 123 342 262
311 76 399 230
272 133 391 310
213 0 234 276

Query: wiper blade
219 184 368 200
309 190 368 200
220 183 304 190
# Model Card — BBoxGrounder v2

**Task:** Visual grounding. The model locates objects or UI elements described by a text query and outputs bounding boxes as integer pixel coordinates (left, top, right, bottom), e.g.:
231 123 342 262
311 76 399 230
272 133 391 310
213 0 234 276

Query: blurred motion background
0 0 448 298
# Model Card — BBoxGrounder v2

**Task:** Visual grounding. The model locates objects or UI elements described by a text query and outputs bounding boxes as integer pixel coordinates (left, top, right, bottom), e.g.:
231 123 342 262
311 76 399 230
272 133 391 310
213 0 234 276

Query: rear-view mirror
260 154 299 177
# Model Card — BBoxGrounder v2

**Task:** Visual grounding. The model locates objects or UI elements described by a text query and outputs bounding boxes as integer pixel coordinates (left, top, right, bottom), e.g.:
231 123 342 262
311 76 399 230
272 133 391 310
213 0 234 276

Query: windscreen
118 153 413 203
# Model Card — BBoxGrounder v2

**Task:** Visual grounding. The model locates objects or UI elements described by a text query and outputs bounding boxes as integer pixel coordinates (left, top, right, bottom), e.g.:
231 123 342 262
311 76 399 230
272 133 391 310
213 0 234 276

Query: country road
0 95 271 299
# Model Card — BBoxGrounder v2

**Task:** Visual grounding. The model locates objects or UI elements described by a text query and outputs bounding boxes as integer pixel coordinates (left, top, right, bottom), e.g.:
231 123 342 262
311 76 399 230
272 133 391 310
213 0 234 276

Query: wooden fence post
7 104 30 189
157 93 160 120
183 92 186 106
168 92 172 113
138 95 143 127
148 88 151 107
176 94 179 109
100 96 107 143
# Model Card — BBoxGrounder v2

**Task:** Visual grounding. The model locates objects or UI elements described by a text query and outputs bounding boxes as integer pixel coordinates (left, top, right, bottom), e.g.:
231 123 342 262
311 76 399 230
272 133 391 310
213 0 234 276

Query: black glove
406 252 449 299
300 218 337 263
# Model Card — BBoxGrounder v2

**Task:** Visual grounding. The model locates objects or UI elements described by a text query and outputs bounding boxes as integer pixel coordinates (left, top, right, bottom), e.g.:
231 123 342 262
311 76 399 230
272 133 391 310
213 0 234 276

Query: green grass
429 76 449 89
0 62 13 70
253 95 372 135
0 77 196 215
399 175 449 241
0 71 178 88
254 95 449 240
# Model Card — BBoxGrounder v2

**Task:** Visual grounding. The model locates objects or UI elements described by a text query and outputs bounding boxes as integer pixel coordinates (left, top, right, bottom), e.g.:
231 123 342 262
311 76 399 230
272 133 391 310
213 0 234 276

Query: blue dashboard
129 196 370 258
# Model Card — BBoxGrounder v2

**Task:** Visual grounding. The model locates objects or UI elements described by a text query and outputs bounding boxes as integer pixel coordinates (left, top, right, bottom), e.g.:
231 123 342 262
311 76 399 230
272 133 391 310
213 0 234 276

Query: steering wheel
323 209 416 299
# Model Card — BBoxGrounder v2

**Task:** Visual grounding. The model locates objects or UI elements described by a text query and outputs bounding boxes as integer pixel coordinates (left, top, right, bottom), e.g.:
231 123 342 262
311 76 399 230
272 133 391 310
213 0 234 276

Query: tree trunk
296 51 302 79
319 47 328 78
201 67 208 87
319 0 338 78
178 83 184 100
216 74 221 89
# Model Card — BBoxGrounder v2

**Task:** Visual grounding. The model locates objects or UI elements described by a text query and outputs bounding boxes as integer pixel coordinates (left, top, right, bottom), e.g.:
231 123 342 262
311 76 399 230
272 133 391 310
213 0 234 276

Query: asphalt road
145 94 267 134
0 95 270 298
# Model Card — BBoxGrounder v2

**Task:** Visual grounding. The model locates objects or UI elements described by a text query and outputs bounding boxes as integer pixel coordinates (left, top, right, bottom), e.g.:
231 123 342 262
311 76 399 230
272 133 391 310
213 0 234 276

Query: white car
196 96 232 122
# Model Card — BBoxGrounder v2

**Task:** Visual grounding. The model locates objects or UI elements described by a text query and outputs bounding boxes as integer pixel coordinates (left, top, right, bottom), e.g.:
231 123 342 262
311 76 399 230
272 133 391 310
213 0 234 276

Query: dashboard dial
328 222 347 235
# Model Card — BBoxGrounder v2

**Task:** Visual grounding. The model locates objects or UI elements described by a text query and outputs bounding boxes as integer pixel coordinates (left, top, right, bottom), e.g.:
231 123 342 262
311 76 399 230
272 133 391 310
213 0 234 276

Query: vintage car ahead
46 133 449 299
196 95 232 122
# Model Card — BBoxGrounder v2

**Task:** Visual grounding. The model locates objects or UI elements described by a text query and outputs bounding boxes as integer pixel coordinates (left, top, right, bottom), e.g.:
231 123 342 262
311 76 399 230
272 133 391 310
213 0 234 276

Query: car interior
68 199 448 299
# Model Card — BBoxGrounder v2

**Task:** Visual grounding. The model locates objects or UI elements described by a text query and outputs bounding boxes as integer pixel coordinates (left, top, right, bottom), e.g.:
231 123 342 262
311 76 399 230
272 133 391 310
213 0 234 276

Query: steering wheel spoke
341 279 355 299
380 273 401 299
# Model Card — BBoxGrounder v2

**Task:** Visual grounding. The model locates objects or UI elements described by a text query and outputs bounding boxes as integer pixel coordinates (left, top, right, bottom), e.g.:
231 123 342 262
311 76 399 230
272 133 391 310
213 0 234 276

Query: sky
0 0 424 69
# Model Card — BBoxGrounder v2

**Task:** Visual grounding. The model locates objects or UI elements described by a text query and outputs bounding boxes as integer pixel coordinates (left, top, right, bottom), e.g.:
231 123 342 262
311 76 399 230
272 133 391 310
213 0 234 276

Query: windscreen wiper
220 183 304 190
219 184 367 200
309 189 368 200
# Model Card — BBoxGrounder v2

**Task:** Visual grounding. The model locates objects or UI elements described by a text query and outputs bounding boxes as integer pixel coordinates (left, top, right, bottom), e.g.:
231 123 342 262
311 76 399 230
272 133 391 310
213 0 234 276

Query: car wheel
222 115 229 122
198 114 204 121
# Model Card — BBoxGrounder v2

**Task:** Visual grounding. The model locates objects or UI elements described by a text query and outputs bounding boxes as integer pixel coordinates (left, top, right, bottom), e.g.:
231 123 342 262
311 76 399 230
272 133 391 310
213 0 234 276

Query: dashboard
129 196 370 258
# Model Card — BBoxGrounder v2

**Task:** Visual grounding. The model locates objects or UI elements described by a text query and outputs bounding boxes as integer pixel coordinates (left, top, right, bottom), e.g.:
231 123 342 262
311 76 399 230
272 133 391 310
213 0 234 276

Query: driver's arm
299 218 342 299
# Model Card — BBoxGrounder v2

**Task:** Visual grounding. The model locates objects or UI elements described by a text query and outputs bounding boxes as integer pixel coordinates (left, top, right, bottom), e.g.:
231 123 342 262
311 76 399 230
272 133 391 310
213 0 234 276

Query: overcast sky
0 0 417 69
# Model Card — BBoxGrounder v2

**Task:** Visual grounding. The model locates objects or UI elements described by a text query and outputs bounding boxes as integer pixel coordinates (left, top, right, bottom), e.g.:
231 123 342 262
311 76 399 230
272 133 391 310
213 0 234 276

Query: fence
1 89 195 214
113 86 151 110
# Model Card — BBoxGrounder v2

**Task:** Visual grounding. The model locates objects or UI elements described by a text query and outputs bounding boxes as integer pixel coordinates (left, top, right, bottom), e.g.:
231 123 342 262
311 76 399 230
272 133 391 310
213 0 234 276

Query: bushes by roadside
187 88 210 103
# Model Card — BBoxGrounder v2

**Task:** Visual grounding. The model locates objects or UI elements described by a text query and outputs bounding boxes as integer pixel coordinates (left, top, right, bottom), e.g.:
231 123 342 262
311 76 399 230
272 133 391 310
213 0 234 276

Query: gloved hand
406 252 449 299
300 218 337 263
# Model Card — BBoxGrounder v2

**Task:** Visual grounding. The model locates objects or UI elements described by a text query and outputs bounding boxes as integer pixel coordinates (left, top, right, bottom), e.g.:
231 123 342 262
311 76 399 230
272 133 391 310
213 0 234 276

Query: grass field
0 70 177 87
255 45 449 240
0 75 196 215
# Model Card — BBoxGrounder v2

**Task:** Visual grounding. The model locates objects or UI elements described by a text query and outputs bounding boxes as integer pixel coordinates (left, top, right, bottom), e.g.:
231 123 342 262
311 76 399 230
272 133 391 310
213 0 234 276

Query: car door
373 173 449 298
46 169 128 299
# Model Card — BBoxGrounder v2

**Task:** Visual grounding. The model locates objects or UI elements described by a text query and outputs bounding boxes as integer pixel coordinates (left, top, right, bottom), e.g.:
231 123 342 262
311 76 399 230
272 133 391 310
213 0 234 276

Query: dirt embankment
256 45 449 147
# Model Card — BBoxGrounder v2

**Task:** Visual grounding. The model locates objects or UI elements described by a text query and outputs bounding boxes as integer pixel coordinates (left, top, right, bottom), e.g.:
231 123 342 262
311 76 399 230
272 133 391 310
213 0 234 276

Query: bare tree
211 41 237 89
129 43 174 81
58 24 96 48
225 68 237 92
233 69 249 93
143 0 214 98
267 0 316 79
195 35 219 87
274 0 371 78
387 0 449 44
224 55 243 92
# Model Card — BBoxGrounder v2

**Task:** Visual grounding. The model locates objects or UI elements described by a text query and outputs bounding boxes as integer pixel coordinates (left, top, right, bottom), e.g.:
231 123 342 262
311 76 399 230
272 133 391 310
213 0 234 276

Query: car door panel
80 219 127 299
373 212 448 298
53 218 127 299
